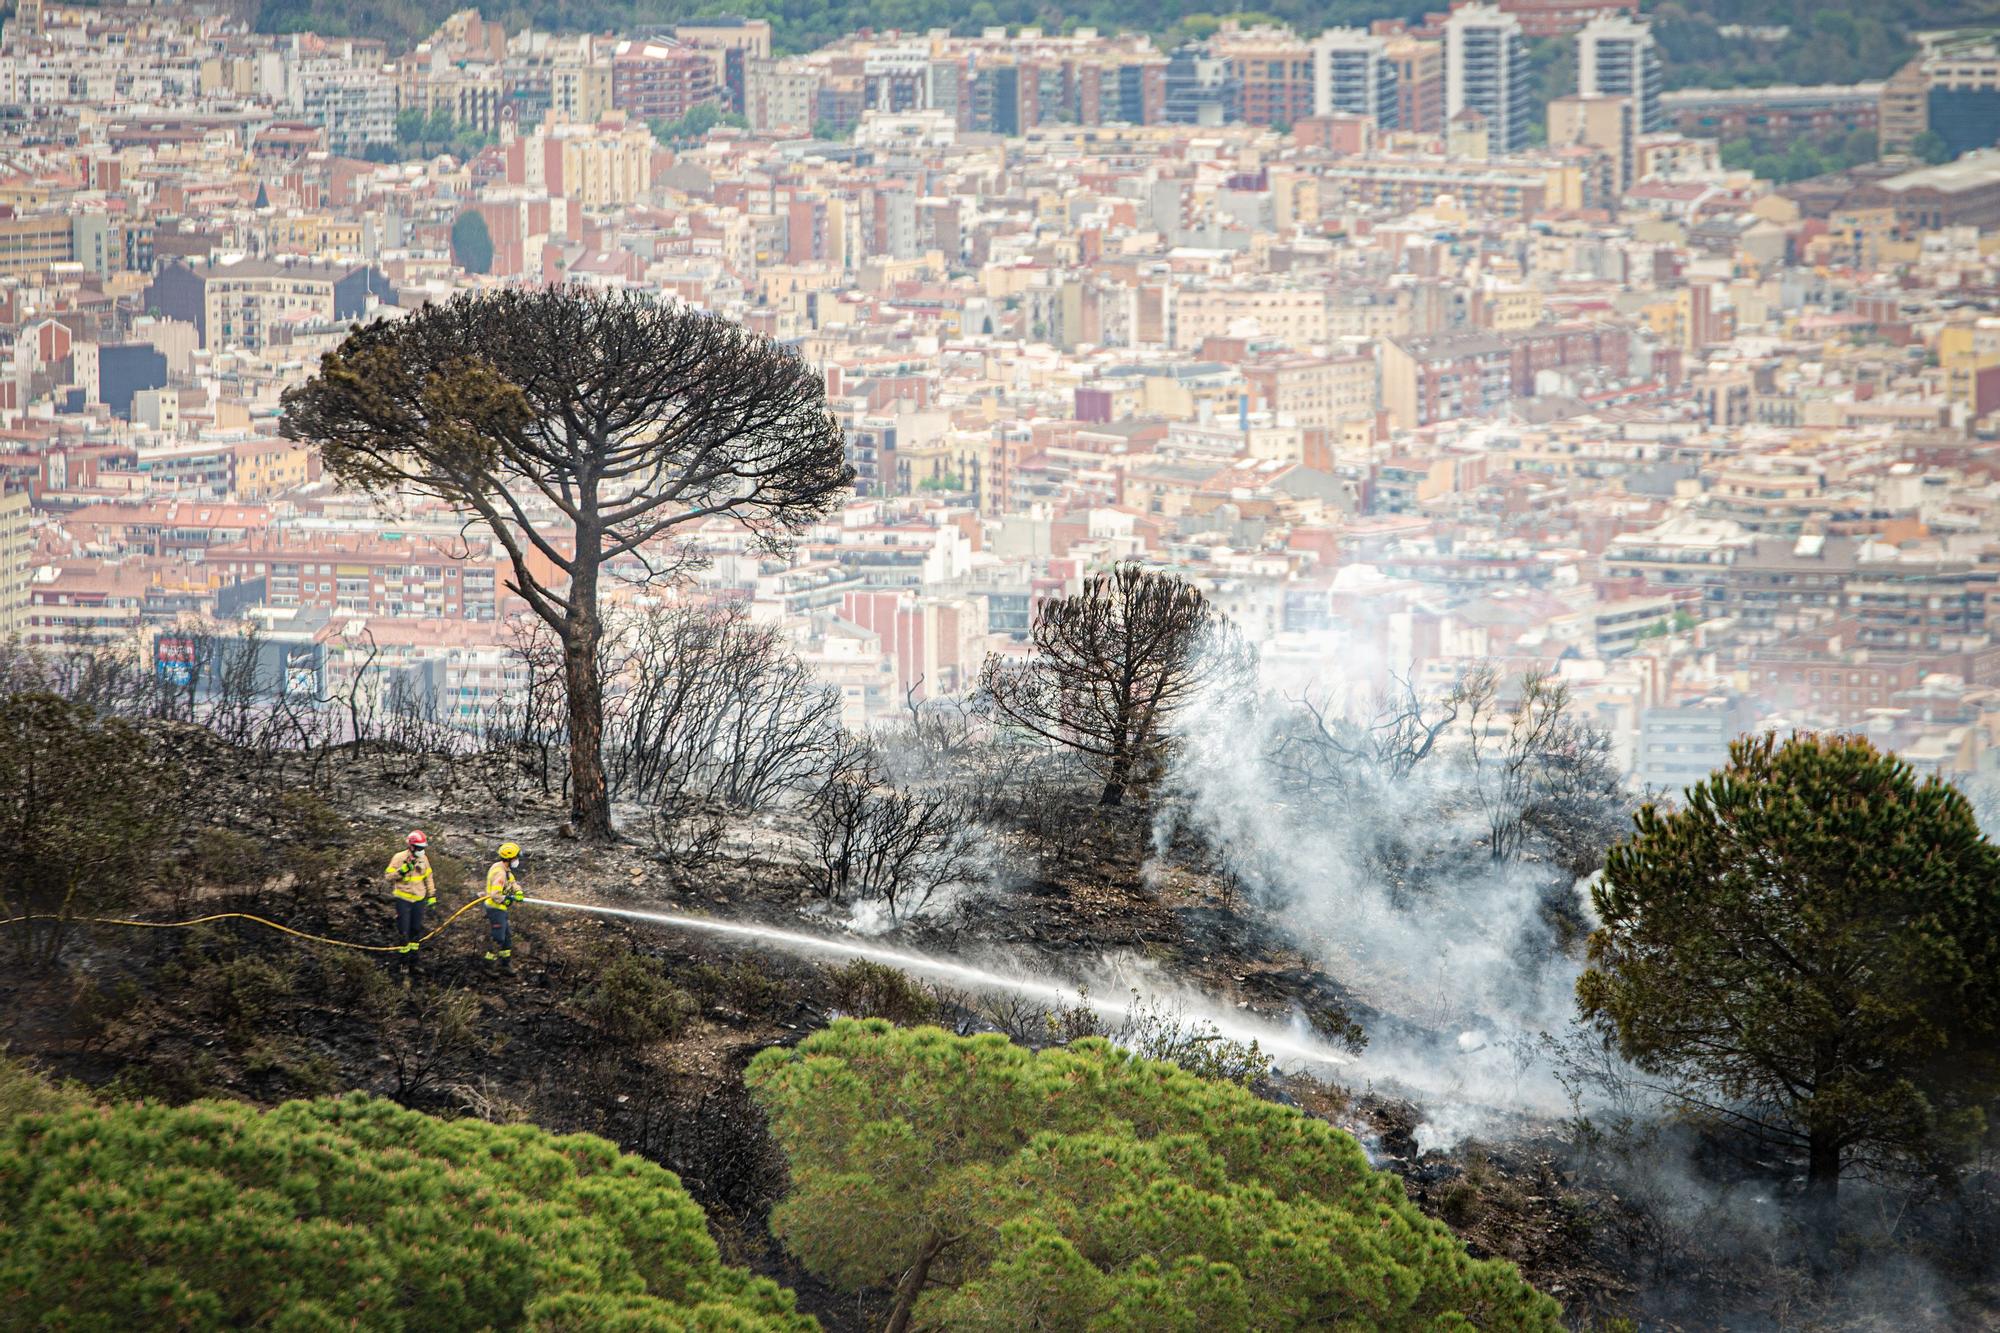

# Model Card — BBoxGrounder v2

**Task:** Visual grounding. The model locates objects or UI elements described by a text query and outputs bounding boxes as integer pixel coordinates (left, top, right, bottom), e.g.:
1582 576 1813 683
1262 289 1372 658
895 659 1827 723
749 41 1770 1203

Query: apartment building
1661 84 1879 146
27 561 151 648
1312 28 1399 128
1315 157 1575 221
1381 331 1514 430
1214 28 1315 128
1549 93 1636 196
298 64 394 153
0 212 73 278
143 259 396 351
673 16 773 113
550 61 613 122
1911 43 2000 159
1163 45 1239 126
1386 33 1444 133
207 533 548 621
1576 16 1662 133
1243 354 1378 434
0 489 30 639
1170 286 1330 350
518 114 655 206
611 38 719 123
1446 4 1531 154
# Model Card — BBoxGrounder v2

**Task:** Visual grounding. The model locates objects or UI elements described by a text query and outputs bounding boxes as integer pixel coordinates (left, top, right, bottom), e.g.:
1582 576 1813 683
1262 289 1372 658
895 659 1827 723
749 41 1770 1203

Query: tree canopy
451 210 494 274
1578 733 2000 1228
981 565 1252 806
746 1019 1561 1332
280 286 850 838
0 1092 815 1330
651 103 747 143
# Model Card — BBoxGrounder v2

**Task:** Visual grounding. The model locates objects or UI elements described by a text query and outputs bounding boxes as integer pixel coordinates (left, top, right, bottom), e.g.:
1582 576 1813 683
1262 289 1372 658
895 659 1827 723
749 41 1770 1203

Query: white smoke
1159 649 1624 1146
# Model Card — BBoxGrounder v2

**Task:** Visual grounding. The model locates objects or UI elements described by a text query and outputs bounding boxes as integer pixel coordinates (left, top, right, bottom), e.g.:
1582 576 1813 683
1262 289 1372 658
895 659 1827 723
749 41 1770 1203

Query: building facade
1446 4 1531 154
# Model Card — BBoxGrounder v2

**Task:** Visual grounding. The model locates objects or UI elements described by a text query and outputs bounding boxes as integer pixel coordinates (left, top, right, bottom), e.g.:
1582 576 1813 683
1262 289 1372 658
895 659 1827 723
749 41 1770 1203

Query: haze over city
2 1 1999 1329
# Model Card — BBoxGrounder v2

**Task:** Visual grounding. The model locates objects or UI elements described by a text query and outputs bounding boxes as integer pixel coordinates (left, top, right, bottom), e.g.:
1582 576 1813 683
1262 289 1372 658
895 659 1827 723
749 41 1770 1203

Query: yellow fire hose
0 895 493 953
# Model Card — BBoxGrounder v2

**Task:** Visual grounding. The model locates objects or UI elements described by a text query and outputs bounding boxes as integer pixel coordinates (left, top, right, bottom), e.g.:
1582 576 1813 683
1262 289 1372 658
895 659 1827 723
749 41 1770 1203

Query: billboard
154 634 200 687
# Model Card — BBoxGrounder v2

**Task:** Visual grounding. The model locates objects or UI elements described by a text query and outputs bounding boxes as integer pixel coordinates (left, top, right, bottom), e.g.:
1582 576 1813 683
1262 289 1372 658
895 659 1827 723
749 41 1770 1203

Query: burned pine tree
980 565 1253 807
280 286 853 840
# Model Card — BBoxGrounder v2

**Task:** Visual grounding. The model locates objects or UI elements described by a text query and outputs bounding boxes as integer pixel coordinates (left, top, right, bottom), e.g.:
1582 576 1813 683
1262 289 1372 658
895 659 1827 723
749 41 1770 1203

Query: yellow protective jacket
484 860 522 911
386 850 433 903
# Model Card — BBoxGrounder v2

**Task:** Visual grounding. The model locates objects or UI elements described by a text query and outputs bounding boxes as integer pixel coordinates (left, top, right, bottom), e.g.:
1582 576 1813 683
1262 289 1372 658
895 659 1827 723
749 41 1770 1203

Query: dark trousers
395 898 425 950
486 906 512 951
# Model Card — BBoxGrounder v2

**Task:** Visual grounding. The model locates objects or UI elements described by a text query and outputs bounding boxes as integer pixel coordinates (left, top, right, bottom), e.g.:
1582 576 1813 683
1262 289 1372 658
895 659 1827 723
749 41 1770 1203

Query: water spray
521 897 1356 1070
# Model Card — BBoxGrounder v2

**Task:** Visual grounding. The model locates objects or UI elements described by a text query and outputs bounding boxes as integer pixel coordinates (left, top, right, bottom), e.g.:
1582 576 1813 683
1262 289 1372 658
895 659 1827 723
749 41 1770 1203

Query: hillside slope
249 0 1963 87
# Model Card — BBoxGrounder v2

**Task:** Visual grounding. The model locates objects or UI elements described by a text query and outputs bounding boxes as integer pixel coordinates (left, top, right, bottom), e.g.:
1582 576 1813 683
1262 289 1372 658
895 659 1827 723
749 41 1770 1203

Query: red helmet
407 830 428 849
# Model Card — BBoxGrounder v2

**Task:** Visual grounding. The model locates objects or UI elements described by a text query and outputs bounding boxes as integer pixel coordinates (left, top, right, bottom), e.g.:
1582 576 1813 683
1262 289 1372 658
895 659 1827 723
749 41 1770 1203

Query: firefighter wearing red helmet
384 830 435 967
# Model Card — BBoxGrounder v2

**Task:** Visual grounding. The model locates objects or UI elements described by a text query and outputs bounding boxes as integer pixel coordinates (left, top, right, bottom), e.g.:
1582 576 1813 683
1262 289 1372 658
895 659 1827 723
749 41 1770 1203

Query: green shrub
0 692 178 964
826 959 942 1025
0 1093 815 1330
578 953 697 1045
187 954 297 1041
272 788 349 849
188 826 268 890
67 974 143 1051
748 1020 1561 1332
0 1051 85 1130
1113 998 1274 1086
689 958 791 1018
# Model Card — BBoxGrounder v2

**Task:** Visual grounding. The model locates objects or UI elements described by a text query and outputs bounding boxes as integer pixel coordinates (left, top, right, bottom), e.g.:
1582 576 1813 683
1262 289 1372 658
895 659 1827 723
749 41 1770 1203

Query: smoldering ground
1146 649 1998 1328
1156 661 1607 1145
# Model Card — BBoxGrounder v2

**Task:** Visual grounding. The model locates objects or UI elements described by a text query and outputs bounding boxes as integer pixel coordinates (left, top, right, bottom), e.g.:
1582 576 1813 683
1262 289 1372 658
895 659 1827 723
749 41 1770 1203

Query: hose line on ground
0 895 491 953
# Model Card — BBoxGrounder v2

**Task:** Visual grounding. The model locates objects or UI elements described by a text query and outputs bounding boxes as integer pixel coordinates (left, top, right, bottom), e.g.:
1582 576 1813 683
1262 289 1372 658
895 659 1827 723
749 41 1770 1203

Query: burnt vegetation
280 285 853 840
0 567 1997 1329
980 565 1255 807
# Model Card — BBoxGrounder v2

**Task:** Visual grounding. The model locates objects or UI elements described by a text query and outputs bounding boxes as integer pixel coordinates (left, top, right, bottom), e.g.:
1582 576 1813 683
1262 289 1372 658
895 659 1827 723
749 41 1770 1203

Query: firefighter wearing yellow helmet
484 842 525 964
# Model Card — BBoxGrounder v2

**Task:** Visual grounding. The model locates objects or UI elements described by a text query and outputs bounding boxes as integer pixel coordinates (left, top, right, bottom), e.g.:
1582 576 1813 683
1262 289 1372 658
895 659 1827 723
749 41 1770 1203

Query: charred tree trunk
1804 1130 1841 1264
562 553 613 841
1099 720 1131 806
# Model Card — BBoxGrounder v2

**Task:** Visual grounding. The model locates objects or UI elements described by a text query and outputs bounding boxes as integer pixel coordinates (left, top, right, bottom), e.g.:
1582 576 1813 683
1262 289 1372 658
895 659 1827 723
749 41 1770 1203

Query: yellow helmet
498 842 520 861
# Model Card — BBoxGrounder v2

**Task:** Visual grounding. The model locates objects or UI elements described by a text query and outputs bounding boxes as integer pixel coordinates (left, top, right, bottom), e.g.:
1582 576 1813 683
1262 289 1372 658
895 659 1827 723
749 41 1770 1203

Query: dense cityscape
5 3 2000 1328
15 0 2000 792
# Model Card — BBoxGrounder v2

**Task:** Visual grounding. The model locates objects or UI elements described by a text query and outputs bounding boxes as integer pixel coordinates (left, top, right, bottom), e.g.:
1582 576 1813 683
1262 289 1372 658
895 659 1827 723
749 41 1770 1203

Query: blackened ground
6 744 1998 1330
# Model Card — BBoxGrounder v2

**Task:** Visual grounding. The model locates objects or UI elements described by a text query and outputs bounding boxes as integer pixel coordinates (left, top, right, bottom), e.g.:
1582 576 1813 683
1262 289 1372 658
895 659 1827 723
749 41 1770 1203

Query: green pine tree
747 1019 1562 1332
451 209 494 274
1579 733 2000 1243
0 1093 816 1330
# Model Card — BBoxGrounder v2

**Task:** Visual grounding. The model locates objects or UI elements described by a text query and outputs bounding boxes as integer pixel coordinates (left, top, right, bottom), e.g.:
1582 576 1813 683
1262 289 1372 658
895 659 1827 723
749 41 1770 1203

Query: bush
688 958 792 1019
187 827 268 891
747 1020 1562 1332
826 959 943 1025
0 1050 85 1130
975 989 1287 1084
805 762 979 921
0 1093 815 1330
186 954 297 1042
0 692 179 964
578 952 697 1045
271 789 349 849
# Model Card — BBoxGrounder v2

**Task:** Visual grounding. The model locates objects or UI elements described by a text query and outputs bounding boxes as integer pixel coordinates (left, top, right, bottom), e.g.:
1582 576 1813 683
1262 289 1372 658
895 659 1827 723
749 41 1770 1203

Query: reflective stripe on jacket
484 861 519 910
386 851 433 903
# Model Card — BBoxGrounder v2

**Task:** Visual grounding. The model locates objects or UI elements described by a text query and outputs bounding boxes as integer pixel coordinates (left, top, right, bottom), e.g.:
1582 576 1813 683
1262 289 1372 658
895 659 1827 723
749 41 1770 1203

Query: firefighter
483 841 524 964
384 830 435 965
